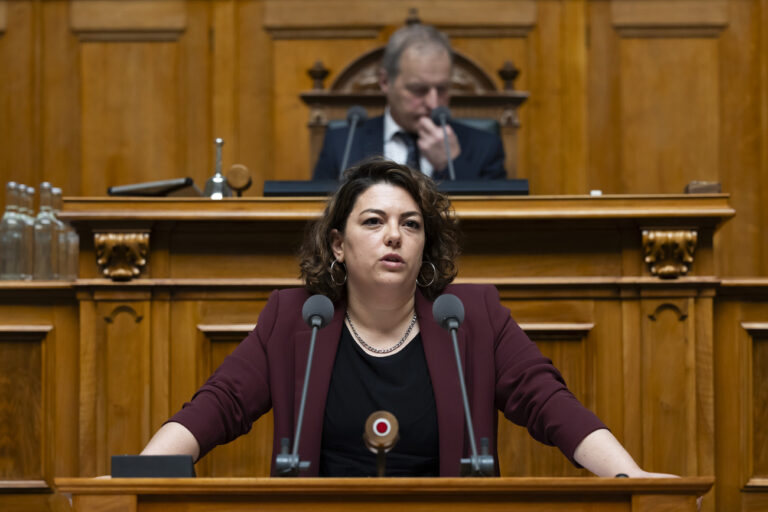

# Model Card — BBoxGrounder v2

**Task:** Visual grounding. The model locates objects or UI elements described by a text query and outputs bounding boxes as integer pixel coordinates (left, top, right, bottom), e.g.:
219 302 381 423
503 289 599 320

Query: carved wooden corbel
642 229 697 279
94 231 149 281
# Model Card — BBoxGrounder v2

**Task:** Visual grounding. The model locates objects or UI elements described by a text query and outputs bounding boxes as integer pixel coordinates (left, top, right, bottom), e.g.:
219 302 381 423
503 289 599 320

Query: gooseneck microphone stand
433 294 495 476
339 106 368 176
275 294 334 476
430 106 456 181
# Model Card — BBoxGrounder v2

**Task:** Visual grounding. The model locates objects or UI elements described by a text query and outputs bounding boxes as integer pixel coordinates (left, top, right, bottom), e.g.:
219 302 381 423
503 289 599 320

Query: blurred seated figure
312 24 506 181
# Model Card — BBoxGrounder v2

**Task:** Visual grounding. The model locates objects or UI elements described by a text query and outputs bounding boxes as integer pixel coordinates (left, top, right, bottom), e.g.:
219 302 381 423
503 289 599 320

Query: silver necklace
345 311 418 354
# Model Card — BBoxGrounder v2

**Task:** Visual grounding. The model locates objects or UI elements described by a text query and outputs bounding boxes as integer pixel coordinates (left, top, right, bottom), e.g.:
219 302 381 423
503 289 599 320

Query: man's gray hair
380 24 453 79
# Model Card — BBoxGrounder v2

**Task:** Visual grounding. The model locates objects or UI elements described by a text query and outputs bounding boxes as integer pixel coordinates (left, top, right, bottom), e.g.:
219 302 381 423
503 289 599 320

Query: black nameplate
111 455 196 478
263 179 529 197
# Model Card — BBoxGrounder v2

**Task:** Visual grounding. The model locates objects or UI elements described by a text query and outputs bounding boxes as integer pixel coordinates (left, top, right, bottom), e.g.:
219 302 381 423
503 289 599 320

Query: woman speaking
142 158 673 479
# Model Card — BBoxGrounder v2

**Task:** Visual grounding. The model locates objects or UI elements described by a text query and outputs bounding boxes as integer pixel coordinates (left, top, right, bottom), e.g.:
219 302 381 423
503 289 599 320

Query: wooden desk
2 195 741 511
56 476 713 512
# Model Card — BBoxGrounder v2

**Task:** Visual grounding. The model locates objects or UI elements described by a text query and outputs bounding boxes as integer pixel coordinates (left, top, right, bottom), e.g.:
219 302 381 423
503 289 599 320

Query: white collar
383 108 407 141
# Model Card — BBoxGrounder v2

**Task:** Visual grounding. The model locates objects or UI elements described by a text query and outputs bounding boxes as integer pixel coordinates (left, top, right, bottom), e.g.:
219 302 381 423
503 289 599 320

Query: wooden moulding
54 476 713 512
59 195 735 223
55 475 714 495
69 0 186 41
94 231 150 282
0 325 53 342
0 1 6 36
611 0 728 38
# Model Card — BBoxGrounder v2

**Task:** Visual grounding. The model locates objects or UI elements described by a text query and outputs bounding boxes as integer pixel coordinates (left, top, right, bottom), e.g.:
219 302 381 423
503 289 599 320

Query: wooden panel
497 312 593 477
716 0 768 278
619 38 719 193
754 336 768 476
0 0 38 192
74 494 136 512
273 38 380 179
0 493 72 512
745 324 768 477
632 494 696 512
640 299 696 475
205 334 274 478
169 298 274 477
525 1 586 195
713 298 747 512
236 0 273 196
79 296 152 476
80 42 179 196
0 327 48 480
41 0 82 197
169 223 307 279
450 36 530 177
0 1 6 35
459 224 623 279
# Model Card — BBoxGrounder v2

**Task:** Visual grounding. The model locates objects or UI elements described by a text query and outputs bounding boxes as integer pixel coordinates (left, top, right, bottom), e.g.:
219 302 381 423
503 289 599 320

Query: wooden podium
56 477 713 512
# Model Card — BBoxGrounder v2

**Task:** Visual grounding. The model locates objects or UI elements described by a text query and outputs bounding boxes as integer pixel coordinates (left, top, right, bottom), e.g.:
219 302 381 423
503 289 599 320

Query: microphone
430 106 456 181
432 294 494 476
363 411 400 477
339 105 368 176
275 294 334 476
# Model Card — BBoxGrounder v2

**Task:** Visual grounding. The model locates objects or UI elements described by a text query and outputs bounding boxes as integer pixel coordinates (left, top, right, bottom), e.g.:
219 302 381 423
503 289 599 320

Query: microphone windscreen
302 295 335 328
363 410 400 453
430 106 451 125
432 293 465 329
347 105 368 124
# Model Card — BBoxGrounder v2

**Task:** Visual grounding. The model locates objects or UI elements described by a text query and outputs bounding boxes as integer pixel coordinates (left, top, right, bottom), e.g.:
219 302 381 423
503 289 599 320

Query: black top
319 325 439 476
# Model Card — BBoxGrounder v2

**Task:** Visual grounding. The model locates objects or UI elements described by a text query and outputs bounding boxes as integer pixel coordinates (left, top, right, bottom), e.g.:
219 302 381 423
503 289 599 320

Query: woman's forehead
350 183 421 214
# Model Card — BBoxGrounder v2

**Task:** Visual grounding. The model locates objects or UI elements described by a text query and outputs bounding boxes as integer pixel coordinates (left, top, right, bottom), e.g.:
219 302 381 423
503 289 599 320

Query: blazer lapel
292 301 345 475
416 291 467 476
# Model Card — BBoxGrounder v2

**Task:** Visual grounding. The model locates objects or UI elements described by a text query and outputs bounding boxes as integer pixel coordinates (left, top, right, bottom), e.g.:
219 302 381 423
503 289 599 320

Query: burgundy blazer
171 284 605 476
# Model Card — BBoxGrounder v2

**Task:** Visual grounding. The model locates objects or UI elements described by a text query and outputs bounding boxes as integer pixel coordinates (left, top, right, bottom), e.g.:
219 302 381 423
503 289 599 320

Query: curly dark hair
299 158 461 302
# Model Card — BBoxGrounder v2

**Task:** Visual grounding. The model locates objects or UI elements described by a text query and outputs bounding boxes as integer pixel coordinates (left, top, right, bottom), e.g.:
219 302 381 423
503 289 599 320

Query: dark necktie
396 131 421 171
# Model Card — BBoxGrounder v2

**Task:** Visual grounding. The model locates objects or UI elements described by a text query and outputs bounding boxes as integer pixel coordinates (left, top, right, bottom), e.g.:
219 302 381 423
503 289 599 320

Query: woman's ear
330 229 344 261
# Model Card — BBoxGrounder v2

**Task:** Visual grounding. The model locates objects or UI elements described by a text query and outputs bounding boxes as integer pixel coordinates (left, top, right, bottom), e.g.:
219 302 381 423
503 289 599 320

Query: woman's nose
384 222 402 247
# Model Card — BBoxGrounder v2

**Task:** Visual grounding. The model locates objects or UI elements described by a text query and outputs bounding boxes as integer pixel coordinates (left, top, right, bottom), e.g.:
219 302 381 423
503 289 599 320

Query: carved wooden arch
329 46 498 94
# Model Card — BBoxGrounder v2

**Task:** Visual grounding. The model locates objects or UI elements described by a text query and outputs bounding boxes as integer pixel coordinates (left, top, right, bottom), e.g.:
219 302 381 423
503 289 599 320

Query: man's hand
416 116 460 172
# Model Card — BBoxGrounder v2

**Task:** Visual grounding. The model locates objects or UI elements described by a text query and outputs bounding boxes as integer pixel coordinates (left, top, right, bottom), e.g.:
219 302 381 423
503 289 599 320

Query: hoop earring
329 259 347 286
417 261 437 287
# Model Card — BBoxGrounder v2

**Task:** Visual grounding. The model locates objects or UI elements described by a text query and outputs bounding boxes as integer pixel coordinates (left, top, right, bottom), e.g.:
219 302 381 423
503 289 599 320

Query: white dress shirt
383 108 435 177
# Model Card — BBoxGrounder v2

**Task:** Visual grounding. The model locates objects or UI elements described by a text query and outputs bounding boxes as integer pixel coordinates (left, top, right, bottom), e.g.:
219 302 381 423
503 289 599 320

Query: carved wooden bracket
94 231 150 281
642 229 697 279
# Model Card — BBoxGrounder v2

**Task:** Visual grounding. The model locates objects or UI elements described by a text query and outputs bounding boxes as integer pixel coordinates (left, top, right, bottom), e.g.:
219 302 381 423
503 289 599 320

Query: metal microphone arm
447 321 494 476
339 119 359 175
275 315 320 476
430 107 456 181
439 119 456 181
339 106 368 177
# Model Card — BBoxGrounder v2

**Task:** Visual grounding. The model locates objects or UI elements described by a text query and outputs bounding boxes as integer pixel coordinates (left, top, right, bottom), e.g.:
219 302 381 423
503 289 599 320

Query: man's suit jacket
170 284 605 476
312 115 507 180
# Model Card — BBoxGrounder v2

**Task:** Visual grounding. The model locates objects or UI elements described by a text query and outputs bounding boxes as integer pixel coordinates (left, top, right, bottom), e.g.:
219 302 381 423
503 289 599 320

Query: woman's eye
363 217 381 225
404 220 421 229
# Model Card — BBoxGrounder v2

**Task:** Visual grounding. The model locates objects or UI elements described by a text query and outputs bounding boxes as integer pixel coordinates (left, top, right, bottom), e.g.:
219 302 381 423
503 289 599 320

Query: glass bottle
0 182 24 280
18 185 35 280
67 223 80 281
33 182 59 280
51 187 69 280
